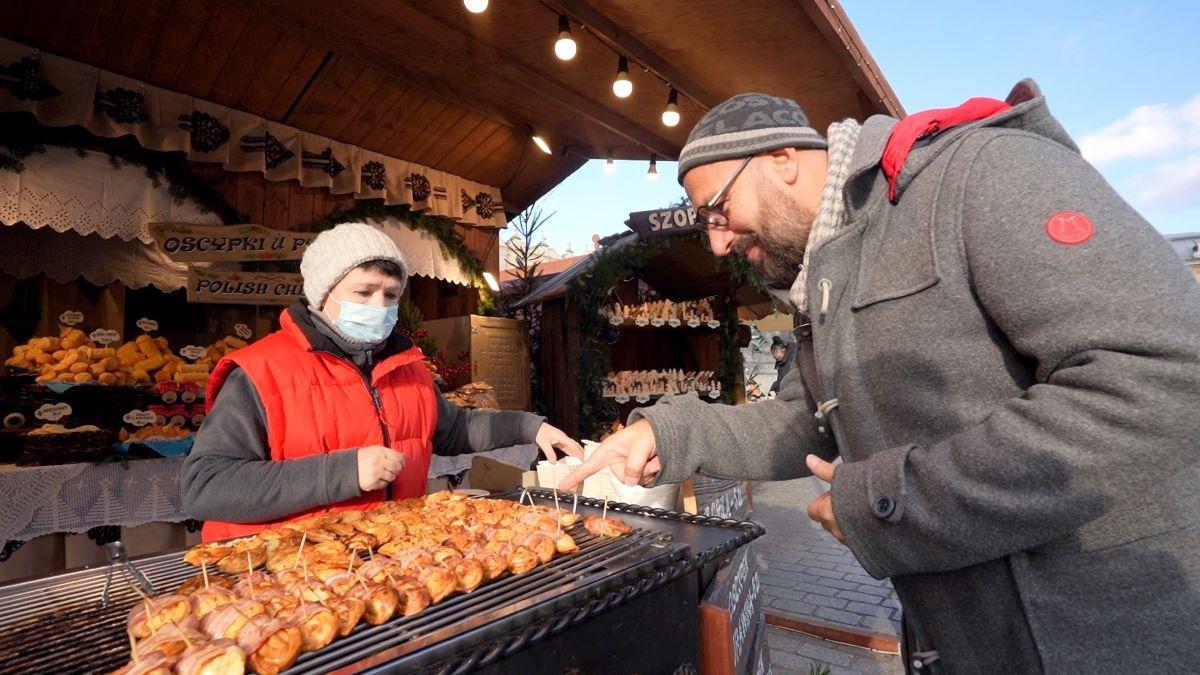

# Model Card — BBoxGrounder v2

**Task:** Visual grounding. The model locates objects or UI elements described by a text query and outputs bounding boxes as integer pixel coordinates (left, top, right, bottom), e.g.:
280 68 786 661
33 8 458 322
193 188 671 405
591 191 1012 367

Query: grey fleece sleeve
630 358 839 484
181 367 362 523
832 132 1200 579
432 387 544 456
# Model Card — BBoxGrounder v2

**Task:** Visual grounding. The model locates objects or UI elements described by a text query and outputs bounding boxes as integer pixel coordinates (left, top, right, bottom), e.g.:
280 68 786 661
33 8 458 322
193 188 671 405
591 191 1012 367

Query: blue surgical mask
329 298 399 343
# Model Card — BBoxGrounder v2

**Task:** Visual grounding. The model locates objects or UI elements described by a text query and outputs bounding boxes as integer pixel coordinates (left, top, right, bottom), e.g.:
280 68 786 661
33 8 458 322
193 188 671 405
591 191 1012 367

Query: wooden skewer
572 491 579 515
553 488 561 535
168 619 194 648
348 549 357 575
246 549 253 580
367 548 375 562
518 488 528 506
201 562 209 590
302 557 310 584
293 532 308 571
127 627 139 664
602 497 608 521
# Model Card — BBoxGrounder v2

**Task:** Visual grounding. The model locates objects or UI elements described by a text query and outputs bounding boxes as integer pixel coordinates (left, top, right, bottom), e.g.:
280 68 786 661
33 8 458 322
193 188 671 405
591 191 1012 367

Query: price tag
234 323 253 341
667 318 681 328
191 413 206 426
35 402 72 421
180 345 208 361
136 318 159 333
123 409 157 427
614 394 630 404
634 317 649 327
608 316 623 326
650 318 665 327
170 414 187 427
181 390 197 404
687 319 701 328
635 394 650 404
161 390 178 404
708 389 721 399
89 329 121 345
706 320 721 329
155 414 168 426
59 310 84 326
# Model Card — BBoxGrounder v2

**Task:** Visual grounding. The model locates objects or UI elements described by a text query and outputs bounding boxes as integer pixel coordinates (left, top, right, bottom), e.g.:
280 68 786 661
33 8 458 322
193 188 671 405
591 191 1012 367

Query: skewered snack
272 601 339 653
133 622 207 660
128 594 194 640
175 638 246 675
345 580 400 625
184 543 235 568
237 615 302 675
177 574 234 595
583 515 633 538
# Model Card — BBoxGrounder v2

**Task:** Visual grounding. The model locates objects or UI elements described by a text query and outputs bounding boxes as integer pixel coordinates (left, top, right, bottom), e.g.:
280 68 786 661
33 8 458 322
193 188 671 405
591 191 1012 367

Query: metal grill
0 523 669 675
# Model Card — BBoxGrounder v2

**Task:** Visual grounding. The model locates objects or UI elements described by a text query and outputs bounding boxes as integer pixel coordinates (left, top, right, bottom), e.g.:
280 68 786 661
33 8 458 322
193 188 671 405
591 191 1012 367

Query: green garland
0 113 247 223
297 201 499 316
567 236 667 440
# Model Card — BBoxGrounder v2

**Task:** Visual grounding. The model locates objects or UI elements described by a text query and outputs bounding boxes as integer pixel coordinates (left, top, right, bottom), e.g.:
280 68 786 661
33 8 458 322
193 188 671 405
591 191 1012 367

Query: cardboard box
422 315 531 410
467 454 537 492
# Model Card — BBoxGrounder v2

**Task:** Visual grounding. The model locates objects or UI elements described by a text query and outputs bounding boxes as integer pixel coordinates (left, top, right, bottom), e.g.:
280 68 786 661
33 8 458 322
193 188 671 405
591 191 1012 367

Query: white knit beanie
300 222 409 308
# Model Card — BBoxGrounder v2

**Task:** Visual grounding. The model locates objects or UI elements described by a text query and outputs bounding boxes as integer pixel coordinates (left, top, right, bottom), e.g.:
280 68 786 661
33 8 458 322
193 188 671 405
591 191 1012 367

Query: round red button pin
1045 211 1093 245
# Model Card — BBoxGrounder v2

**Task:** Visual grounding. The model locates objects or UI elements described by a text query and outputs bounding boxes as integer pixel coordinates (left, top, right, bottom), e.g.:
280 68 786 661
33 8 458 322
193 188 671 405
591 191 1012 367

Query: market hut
0 1 898 671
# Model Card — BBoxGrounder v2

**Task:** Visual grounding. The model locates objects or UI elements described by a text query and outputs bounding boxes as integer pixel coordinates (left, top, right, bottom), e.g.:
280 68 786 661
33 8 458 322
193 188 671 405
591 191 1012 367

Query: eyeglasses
695 155 754 230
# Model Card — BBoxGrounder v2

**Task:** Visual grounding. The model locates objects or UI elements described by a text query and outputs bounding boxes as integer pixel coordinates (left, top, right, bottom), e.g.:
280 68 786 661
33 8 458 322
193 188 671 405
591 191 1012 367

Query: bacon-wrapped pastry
239 615 303 675
346 581 400 625
176 573 234 595
452 558 484 593
389 576 433 617
189 586 237 619
200 599 265 640
133 622 206 660
324 596 367 637
507 546 539 575
231 572 277 598
415 565 458 604
555 532 579 555
583 515 633 538
128 594 193 640
274 601 338 652
175 638 245 675
216 543 267 575
183 542 233 568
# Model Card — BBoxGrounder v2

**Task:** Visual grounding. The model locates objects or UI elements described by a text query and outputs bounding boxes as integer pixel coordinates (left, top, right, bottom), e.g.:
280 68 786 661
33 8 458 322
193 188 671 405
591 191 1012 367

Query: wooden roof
0 0 901 216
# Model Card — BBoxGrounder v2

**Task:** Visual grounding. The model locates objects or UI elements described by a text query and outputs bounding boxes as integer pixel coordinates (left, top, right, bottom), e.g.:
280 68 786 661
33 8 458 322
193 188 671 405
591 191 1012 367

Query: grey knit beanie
677 93 828 184
300 222 409 308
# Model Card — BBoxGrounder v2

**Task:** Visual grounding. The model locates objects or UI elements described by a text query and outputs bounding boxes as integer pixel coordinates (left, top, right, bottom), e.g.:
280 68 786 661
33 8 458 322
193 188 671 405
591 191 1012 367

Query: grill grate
0 524 665 675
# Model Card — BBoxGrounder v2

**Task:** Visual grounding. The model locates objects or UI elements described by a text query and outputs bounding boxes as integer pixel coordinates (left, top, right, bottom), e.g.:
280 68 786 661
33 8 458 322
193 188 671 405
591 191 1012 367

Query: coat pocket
851 210 941 310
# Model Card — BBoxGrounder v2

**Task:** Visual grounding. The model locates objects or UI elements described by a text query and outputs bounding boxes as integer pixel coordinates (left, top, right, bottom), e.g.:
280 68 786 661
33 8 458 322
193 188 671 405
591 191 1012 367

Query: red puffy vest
200 309 437 542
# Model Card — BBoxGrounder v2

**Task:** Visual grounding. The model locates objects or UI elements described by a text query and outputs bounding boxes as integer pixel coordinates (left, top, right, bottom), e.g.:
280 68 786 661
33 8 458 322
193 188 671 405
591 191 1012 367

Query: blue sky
525 0 1200 251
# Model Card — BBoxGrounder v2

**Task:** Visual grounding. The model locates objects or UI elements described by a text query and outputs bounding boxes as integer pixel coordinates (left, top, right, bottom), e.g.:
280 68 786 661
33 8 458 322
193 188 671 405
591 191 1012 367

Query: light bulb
554 16 576 60
662 87 680 127
482 272 500 292
603 157 617 175
531 134 552 154
464 0 488 13
612 56 632 98
646 154 659 181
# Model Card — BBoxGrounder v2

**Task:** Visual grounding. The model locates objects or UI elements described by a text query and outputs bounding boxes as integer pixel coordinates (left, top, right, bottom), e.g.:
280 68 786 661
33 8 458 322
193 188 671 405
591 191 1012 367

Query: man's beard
731 178 813 287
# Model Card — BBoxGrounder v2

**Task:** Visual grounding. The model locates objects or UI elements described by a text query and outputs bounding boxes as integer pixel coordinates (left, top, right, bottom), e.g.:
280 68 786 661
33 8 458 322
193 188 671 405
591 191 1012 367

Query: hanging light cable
646 153 659 181
554 15 577 60
463 0 488 13
661 87 680 127
612 56 632 98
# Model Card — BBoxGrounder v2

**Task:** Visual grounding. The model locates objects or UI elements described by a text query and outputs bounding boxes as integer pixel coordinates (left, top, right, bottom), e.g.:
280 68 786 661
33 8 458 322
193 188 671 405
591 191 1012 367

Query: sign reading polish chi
150 223 318 262
186 268 304 306
625 206 700 239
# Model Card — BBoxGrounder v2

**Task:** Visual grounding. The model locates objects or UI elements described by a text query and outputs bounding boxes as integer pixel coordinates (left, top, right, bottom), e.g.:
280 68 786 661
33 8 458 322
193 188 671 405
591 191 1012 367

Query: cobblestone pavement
768 625 903 674
751 477 902 637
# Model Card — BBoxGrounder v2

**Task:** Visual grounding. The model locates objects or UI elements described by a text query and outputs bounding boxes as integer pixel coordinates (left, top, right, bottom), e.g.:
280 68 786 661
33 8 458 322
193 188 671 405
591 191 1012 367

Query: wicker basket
17 429 117 466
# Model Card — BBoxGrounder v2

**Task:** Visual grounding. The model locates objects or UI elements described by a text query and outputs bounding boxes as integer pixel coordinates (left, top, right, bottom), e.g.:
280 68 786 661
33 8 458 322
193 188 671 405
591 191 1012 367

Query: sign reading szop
625 206 699 239
150 223 317 262
187 268 304 306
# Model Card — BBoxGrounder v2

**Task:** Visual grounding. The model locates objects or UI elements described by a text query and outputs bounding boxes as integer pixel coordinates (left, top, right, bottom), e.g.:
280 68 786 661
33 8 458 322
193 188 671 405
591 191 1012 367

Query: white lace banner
0 458 188 546
0 37 508 228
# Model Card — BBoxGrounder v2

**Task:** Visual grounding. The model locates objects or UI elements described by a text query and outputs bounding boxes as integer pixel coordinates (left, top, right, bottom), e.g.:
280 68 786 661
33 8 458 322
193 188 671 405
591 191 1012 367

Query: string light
603 153 617 174
463 0 488 13
612 56 632 98
646 154 659 181
661 87 680 127
531 131 552 154
554 15 577 61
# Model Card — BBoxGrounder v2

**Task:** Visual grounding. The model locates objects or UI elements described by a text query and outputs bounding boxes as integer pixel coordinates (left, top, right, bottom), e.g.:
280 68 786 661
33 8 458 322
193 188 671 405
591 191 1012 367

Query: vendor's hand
358 445 405 492
535 423 584 463
805 454 845 542
558 419 660 491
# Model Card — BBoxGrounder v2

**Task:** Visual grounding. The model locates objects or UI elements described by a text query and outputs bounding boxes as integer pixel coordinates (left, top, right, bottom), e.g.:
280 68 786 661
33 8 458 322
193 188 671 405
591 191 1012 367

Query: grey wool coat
635 80 1200 673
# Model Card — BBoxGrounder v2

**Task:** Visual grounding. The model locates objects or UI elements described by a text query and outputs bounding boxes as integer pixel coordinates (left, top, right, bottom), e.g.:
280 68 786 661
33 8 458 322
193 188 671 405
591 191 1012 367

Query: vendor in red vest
182 222 581 542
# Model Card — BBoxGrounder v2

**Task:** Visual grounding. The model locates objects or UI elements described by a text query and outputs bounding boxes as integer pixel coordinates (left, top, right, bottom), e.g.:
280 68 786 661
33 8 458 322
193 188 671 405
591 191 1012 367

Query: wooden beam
795 0 905 118
546 0 719 110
